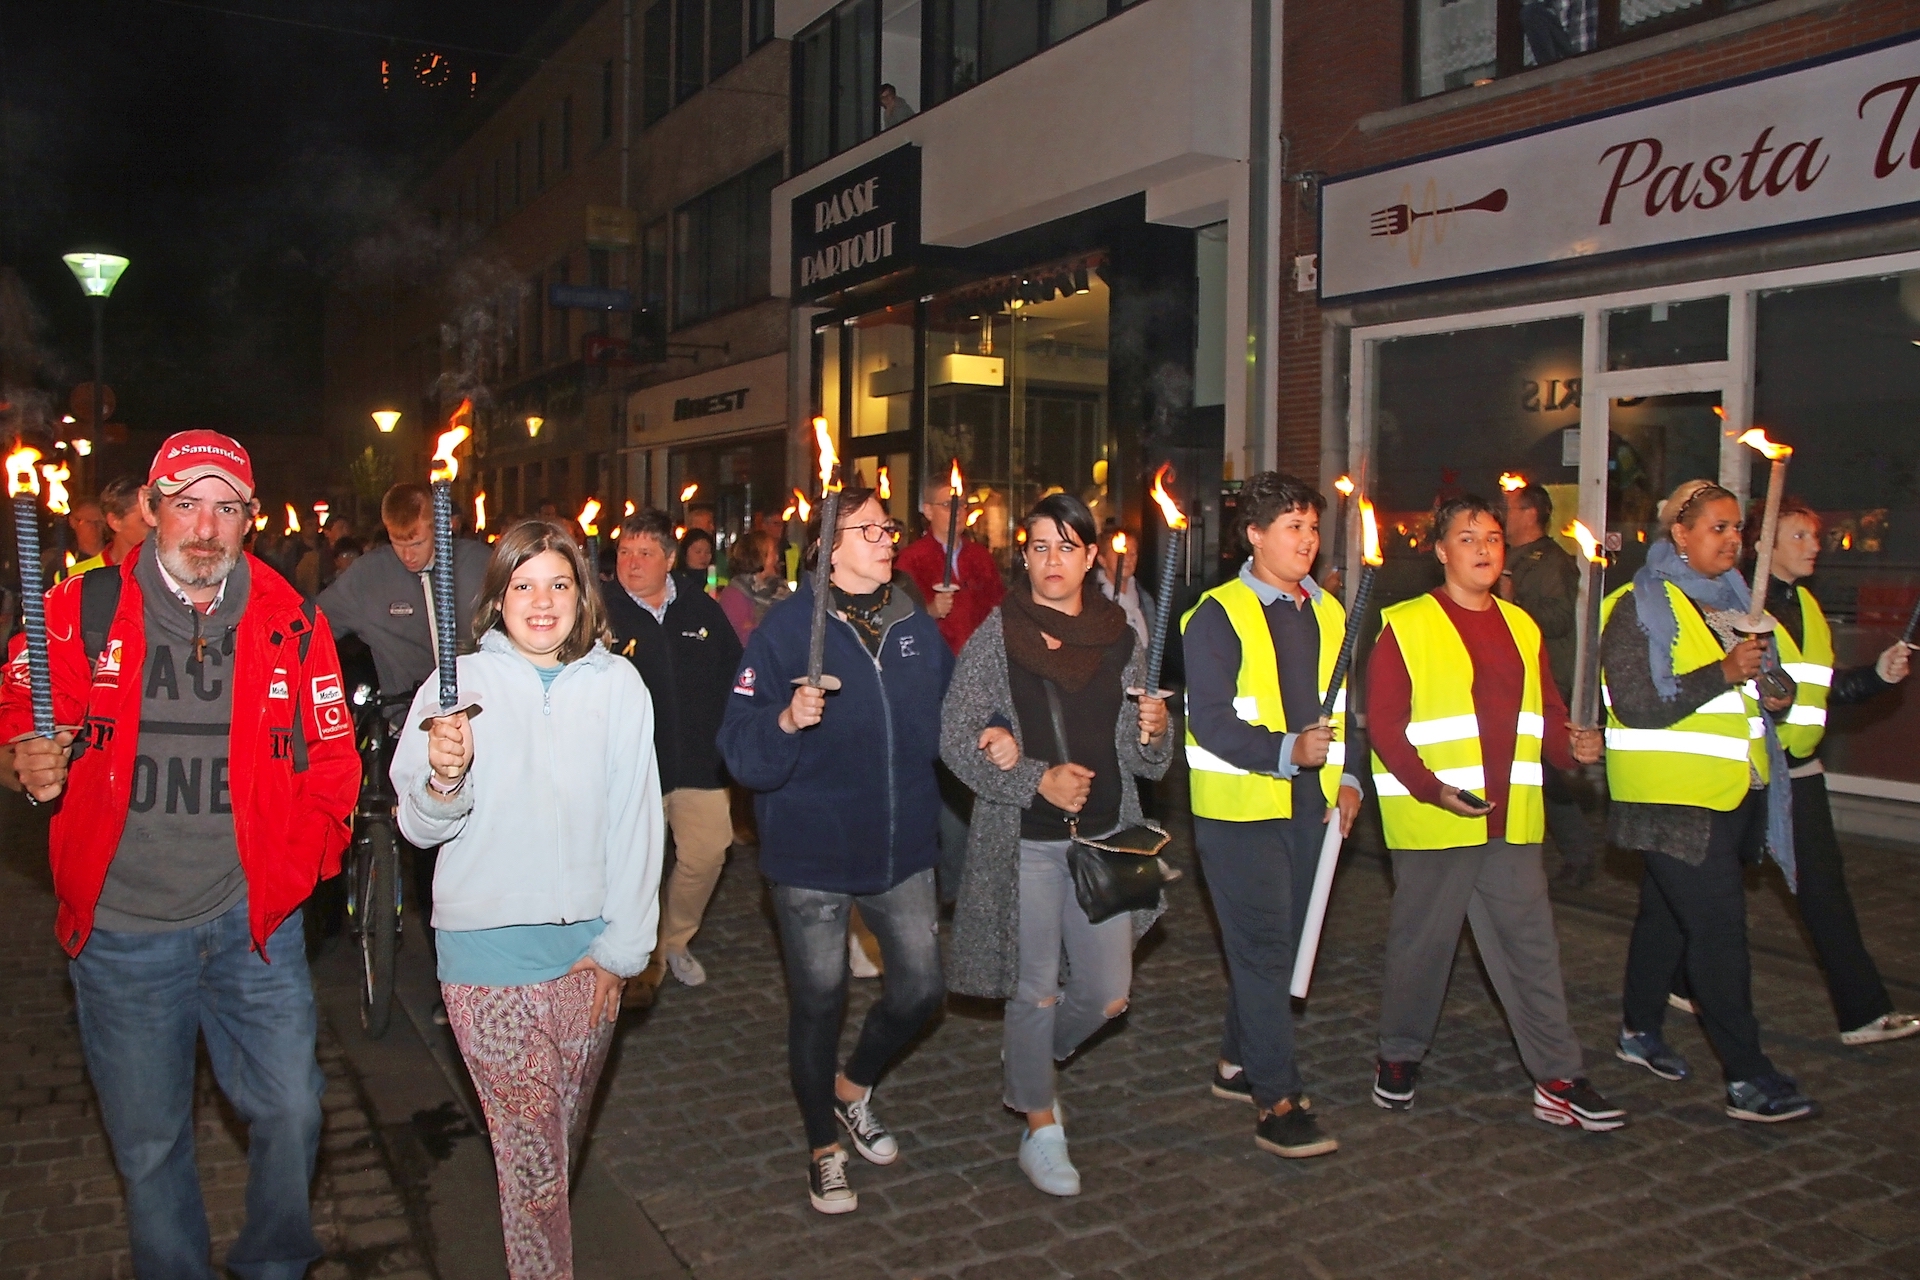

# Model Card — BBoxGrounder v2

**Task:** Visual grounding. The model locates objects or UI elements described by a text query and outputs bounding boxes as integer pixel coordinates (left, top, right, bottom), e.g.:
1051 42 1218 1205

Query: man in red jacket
894 480 1004 654
1 430 359 1280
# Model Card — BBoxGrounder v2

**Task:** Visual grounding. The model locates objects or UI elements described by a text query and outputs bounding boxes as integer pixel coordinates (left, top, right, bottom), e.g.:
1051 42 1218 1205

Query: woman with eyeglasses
939 493 1172 1197
718 487 954 1216
1600 479 1815 1123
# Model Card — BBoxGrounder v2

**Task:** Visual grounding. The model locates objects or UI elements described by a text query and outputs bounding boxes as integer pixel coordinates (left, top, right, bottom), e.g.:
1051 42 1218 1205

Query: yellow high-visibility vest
1600 581 1767 812
1181 577 1347 821
1370 593 1546 850
1773 583 1833 759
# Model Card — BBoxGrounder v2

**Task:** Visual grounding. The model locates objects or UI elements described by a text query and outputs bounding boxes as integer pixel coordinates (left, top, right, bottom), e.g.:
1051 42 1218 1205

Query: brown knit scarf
1000 579 1132 692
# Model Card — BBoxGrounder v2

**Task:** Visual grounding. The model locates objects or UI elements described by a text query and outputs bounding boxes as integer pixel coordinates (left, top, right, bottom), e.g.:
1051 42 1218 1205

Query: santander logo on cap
148 429 255 498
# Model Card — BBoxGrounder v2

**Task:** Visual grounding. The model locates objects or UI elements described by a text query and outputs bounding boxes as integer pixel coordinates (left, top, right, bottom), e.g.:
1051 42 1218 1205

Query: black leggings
1622 791 1775 1083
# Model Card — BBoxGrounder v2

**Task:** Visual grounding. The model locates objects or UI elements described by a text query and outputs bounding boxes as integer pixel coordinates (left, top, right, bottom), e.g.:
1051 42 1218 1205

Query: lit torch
876 465 890 502
1137 464 1188 743
284 503 301 536
1110 530 1129 594
1330 473 1354 571
1498 471 1526 493
578 497 602 580
430 402 472 715
1738 429 1793 627
1566 520 1607 730
7 447 53 737
802 418 843 692
42 462 71 566
474 492 487 533
1290 499 1383 1000
939 460 964 591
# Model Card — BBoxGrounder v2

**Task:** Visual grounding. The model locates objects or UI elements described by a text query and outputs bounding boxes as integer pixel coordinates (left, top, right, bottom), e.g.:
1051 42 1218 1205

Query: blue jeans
768 868 946 1149
69 900 325 1280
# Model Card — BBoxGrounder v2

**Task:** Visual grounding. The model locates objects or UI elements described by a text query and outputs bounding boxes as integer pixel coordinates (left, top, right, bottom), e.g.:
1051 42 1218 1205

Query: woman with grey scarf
940 493 1172 1197
1600 478 1813 1123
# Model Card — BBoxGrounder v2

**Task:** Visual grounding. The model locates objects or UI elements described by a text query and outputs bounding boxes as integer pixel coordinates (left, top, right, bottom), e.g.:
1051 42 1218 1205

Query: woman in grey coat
940 494 1173 1198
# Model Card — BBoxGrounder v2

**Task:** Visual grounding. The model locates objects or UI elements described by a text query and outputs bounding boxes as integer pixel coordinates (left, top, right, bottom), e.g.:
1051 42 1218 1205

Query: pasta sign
1318 33 1920 301
791 144 922 302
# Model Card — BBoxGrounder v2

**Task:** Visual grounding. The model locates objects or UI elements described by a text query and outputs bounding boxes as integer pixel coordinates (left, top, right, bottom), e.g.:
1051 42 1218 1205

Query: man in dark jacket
1502 483 1601 887
605 509 742 997
719 486 952 1217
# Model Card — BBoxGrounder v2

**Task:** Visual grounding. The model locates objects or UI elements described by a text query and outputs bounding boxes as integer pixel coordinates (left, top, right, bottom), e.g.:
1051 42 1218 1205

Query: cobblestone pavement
0 793 432 1279
592 770 1920 1280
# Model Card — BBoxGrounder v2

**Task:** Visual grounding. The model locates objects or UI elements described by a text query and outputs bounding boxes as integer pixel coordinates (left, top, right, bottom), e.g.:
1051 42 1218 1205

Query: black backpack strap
286 599 319 775
80 567 122 666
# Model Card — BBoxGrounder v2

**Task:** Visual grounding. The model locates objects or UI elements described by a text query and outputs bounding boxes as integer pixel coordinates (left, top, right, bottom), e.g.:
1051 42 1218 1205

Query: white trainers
834 1087 898 1165
665 949 707 987
807 1147 857 1215
1018 1123 1081 1197
1841 1012 1920 1045
848 933 881 979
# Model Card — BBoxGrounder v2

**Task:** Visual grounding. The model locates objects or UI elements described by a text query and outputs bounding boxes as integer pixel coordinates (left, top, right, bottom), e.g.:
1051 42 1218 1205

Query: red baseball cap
148 430 255 502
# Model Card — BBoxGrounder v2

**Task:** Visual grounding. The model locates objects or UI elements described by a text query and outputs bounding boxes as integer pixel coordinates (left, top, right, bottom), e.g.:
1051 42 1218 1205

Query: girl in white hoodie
393 518 663 1278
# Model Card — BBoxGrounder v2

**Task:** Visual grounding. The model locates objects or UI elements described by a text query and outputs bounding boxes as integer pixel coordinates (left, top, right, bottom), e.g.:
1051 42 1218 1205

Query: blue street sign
547 283 633 311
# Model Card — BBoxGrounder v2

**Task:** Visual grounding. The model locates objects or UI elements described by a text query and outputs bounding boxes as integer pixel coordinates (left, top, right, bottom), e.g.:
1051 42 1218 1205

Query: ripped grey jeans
1005 839 1134 1114
768 868 945 1149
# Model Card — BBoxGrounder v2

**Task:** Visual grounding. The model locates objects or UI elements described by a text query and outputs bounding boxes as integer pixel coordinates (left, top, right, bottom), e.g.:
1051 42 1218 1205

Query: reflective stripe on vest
1774 585 1834 757
1181 577 1347 821
1369 593 1546 850
1600 581 1767 812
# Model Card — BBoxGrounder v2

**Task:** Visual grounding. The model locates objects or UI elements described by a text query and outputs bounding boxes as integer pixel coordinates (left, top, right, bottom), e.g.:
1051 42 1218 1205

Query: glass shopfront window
668 432 789 574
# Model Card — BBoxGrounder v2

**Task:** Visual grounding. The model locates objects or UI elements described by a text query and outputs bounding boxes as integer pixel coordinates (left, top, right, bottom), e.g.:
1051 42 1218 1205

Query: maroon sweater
1367 590 1575 841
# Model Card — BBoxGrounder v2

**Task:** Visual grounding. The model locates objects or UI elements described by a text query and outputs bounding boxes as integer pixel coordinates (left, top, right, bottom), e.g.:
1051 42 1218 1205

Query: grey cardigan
939 610 1175 1000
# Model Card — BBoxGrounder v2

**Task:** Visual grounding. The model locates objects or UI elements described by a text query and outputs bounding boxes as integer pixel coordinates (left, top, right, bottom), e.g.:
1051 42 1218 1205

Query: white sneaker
848 933 881 979
1841 1012 1920 1045
1018 1123 1081 1197
665 950 707 987
807 1147 857 1215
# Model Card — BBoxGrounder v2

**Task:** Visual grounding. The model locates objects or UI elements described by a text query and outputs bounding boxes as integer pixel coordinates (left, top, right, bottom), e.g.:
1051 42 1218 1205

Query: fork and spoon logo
1368 180 1510 265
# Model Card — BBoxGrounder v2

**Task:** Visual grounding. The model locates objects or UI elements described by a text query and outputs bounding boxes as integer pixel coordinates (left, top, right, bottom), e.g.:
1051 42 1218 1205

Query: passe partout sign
790 145 922 302
1319 33 1920 301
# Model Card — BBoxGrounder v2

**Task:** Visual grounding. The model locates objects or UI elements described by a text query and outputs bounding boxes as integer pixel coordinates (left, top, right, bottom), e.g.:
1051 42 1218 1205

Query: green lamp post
62 252 131 454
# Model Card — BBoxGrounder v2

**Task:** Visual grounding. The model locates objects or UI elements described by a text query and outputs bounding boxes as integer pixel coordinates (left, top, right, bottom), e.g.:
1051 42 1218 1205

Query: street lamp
371 410 402 433
525 416 544 438
62 252 130 454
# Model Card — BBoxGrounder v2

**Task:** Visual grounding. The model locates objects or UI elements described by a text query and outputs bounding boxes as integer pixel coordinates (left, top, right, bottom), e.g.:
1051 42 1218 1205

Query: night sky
0 0 561 448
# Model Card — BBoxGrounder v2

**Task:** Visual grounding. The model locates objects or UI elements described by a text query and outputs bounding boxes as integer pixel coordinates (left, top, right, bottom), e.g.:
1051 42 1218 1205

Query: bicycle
346 676 416 1038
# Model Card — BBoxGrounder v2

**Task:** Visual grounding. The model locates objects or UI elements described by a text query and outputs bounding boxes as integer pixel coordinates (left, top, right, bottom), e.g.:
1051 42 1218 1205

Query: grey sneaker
1018 1123 1081 1196
1616 1028 1690 1081
1725 1073 1816 1123
665 949 706 987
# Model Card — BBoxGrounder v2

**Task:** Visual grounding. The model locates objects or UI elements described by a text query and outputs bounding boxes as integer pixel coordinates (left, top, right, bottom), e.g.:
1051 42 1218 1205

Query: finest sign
1319 33 1920 301
791 144 921 301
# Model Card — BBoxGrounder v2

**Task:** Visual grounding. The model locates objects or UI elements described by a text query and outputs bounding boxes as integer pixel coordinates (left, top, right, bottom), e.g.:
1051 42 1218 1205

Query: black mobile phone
1456 790 1494 811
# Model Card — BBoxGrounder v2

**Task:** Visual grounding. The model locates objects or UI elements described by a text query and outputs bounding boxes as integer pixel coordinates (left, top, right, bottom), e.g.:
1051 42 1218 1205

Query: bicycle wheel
358 819 400 1038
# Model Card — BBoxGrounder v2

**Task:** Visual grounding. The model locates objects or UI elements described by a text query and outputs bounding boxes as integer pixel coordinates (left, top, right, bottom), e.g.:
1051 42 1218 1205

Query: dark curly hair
1238 472 1325 549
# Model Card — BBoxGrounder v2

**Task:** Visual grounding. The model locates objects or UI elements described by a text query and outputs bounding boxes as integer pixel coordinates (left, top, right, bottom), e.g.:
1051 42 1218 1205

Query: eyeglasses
840 521 902 545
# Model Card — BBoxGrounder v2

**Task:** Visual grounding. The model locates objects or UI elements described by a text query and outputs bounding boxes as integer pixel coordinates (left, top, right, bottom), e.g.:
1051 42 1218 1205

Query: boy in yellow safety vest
1367 495 1623 1131
1181 473 1360 1160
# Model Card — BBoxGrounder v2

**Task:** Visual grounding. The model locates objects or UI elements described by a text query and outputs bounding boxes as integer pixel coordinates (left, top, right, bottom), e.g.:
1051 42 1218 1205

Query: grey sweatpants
1377 838 1584 1082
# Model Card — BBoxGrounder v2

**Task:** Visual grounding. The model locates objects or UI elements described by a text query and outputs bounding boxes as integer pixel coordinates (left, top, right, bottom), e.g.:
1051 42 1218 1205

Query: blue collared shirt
1234 559 1359 791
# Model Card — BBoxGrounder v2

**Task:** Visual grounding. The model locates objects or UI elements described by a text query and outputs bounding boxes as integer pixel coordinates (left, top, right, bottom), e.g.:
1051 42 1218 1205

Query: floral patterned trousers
443 970 616 1279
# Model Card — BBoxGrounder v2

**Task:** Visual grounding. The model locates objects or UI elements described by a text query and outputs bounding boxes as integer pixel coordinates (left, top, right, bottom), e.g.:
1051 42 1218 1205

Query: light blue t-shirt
435 654 604 987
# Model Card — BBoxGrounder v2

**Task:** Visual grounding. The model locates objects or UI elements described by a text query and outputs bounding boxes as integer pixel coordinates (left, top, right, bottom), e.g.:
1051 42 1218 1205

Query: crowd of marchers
1 430 1913 1280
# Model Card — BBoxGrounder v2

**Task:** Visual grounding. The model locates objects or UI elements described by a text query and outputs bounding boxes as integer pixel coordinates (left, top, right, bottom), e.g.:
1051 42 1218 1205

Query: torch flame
64 552 75 570
1333 474 1355 497
578 497 601 537
780 503 795 521
432 400 473 483
679 482 699 503
40 463 71 515
966 508 983 528
949 460 964 497
623 499 636 517
1565 520 1604 564
877 466 890 501
1359 499 1383 567
253 513 268 531
1148 464 1188 531
474 492 488 532
5 447 41 498
284 503 301 534
813 417 840 493
1111 531 1128 555
1498 471 1526 493
791 488 812 522
1737 427 1792 461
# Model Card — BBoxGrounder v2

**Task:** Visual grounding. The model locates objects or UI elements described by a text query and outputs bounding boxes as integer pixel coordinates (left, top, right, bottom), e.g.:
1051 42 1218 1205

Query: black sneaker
807 1147 857 1214
833 1088 898 1165
1725 1073 1817 1124
1372 1058 1418 1111
1254 1096 1338 1159
1210 1064 1254 1105
1532 1078 1628 1132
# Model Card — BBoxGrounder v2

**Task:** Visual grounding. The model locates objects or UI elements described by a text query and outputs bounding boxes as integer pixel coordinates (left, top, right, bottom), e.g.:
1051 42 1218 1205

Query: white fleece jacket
391 631 664 978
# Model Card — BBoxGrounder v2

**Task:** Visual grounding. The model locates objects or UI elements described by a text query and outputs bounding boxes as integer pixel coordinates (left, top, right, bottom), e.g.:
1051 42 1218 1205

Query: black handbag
1041 679 1175 925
